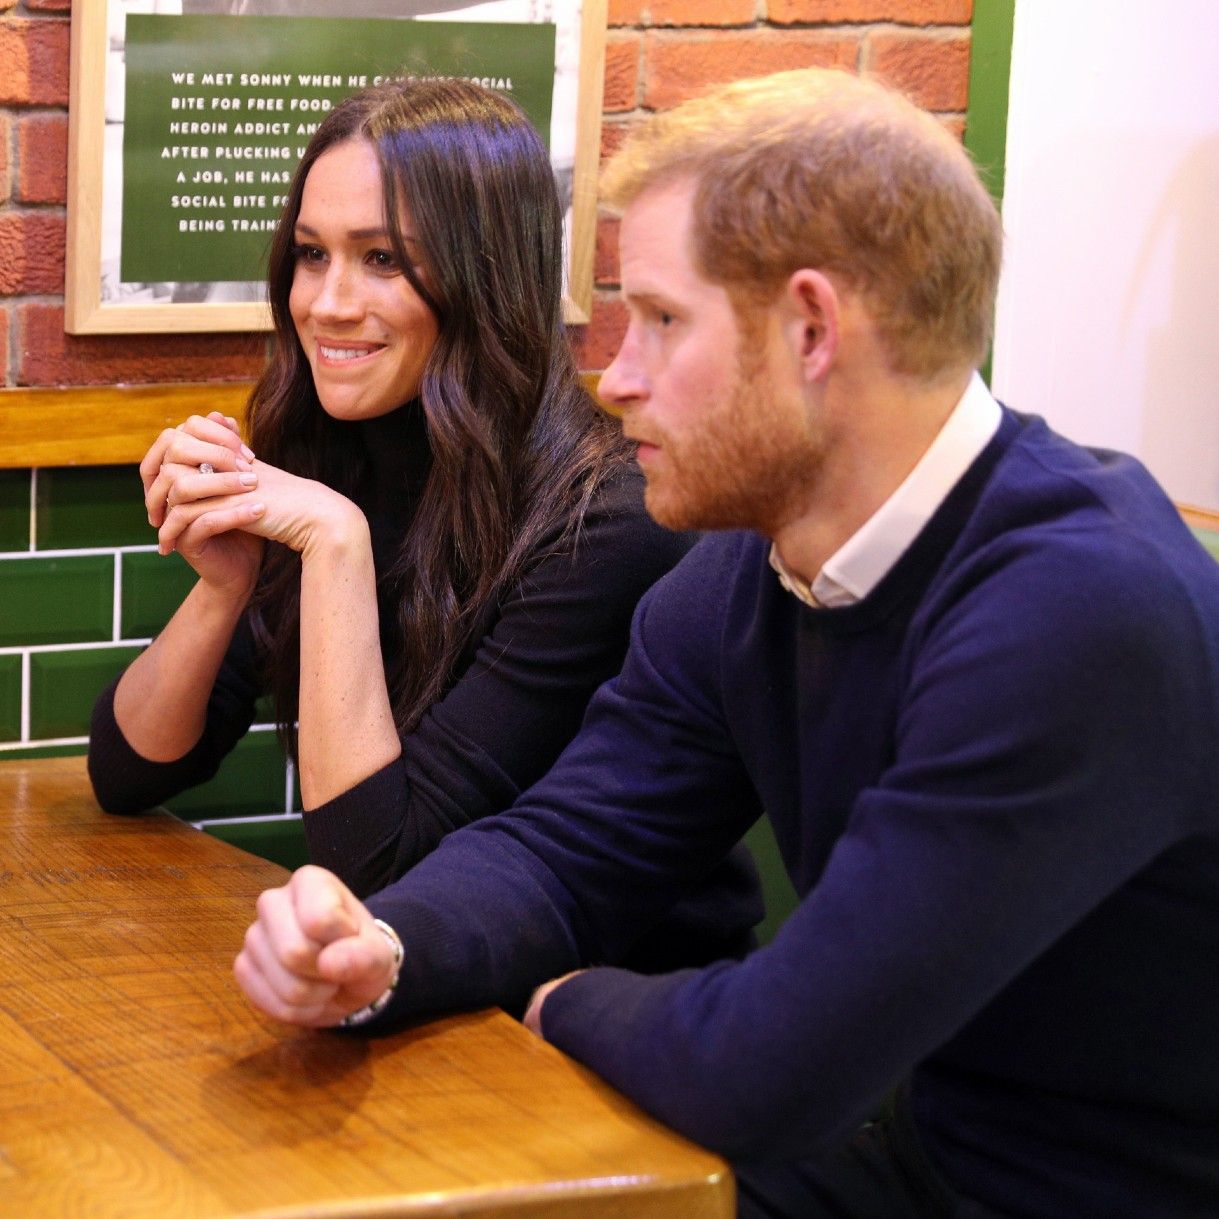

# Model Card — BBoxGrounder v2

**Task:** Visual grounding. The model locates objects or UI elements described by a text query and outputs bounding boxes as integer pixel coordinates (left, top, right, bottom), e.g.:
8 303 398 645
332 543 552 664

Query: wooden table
0 756 732 1218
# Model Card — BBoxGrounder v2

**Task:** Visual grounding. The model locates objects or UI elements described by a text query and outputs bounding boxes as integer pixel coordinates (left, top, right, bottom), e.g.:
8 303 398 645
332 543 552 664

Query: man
234 69 1219 1217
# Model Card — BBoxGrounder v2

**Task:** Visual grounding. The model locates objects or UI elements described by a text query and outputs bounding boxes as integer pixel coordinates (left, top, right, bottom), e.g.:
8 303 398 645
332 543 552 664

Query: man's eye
658 311 675 327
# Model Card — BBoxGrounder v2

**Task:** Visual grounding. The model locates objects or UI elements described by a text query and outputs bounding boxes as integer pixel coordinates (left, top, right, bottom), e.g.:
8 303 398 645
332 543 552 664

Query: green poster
121 14 555 284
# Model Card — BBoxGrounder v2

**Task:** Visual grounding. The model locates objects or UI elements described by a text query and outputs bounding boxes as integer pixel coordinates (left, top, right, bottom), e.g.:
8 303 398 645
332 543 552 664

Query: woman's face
289 138 440 421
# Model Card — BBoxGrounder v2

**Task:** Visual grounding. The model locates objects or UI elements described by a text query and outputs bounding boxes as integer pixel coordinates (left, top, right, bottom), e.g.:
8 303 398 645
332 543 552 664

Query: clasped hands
234 864 581 1034
140 412 364 586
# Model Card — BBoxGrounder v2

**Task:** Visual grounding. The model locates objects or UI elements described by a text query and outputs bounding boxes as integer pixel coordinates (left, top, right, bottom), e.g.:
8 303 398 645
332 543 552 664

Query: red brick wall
0 1 972 385
574 0 974 369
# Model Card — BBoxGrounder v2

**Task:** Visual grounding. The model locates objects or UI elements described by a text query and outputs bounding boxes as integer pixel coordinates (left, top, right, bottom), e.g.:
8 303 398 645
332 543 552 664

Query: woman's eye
367 249 401 272
292 243 325 265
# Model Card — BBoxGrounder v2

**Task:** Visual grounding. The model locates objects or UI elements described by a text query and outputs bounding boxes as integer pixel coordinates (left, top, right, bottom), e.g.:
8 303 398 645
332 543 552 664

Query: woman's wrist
299 497 371 564
190 570 258 619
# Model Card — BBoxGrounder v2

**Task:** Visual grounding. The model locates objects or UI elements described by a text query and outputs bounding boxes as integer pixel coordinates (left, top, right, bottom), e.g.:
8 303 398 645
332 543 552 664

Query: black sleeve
302 466 701 896
86 612 263 814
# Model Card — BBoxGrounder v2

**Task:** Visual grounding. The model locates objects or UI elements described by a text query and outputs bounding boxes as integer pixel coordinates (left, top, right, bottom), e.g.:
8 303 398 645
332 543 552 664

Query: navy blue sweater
365 410 1219 1217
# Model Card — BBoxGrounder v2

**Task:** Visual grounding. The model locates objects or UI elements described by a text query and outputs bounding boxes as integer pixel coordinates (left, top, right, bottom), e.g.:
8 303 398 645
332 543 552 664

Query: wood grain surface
0 756 731 1219
0 383 254 470
0 376 613 470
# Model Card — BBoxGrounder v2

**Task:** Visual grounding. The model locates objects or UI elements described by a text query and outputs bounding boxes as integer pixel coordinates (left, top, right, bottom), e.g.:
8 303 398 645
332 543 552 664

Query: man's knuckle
282 942 314 975
281 977 313 1007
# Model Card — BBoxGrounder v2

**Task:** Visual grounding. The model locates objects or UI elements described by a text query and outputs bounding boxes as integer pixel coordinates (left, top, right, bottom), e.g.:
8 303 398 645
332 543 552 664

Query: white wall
991 0 1219 511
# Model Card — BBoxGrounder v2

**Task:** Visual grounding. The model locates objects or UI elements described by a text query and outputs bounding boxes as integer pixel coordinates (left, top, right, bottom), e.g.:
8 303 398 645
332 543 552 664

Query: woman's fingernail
241 444 255 460
239 472 257 486
236 456 251 471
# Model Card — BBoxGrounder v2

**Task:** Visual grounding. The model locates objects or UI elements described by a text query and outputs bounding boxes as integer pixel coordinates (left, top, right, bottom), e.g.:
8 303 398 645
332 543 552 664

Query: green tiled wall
36 465 153 550
0 653 20 742
164 729 288 819
0 555 114 646
121 551 198 639
1193 527 1219 563
0 466 300 857
206 816 310 871
28 645 142 739
0 470 28 552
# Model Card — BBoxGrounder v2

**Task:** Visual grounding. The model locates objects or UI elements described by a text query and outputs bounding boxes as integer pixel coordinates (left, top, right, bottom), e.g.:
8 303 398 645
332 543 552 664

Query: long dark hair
247 78 627 747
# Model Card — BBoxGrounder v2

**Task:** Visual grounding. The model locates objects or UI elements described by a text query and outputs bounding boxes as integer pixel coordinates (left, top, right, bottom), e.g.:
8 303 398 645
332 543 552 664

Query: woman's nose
311 262 364 323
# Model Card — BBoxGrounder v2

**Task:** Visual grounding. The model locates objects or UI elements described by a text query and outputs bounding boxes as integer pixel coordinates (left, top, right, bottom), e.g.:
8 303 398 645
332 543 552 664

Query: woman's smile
317 340 386 363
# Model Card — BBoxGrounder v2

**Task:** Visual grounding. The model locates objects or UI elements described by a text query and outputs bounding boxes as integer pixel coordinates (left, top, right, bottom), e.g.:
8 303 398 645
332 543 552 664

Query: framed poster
65 0 606 333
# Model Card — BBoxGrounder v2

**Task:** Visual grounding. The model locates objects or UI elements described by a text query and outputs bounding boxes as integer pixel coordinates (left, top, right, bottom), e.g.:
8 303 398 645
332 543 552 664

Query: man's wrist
523 969 586 1037
340 918 404 1028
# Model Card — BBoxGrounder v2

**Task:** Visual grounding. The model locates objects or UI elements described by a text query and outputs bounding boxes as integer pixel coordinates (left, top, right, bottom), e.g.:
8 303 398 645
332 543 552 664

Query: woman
89 79 760 966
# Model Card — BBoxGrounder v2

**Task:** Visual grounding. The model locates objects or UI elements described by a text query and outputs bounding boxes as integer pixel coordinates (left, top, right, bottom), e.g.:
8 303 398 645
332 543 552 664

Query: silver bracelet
339 918 404 1028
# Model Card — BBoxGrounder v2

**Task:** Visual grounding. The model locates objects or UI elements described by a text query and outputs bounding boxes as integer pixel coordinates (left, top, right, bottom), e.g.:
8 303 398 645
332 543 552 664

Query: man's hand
234 865 398 1028
523 970 585 1037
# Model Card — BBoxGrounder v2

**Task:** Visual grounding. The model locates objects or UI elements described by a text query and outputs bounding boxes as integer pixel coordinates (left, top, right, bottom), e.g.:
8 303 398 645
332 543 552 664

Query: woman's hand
140 412 265 598
145 411 368 582
156 455 367 564
219 459 369 558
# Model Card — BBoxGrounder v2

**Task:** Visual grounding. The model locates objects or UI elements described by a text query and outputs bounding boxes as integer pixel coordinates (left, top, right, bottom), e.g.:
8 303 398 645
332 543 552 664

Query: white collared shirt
770 373 1003 608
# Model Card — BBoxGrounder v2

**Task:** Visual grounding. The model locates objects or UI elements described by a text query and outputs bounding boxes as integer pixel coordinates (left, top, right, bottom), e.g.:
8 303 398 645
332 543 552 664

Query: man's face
599 178 820 535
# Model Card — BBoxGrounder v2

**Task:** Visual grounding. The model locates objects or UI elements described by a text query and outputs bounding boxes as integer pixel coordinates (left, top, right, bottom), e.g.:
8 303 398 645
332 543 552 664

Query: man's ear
785 269 839 383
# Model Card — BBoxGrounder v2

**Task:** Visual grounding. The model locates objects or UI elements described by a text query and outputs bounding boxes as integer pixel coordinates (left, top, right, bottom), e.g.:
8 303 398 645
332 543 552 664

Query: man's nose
598 326 647 408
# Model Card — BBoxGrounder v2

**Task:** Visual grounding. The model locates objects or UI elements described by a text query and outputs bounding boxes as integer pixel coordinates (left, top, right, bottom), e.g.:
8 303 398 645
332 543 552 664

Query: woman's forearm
296 513 401 809
112 578 252 762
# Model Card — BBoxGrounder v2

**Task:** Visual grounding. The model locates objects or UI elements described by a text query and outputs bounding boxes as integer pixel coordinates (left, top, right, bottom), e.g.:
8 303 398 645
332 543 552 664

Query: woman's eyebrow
294 221 395 241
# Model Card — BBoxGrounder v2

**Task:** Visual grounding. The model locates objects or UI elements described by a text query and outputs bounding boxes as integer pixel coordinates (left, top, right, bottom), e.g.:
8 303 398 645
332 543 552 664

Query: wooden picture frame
65 0 607 334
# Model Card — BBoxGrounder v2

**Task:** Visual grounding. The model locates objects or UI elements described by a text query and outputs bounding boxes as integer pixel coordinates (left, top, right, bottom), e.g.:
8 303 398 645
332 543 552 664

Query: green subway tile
744 817 799 947
36 464 150 550
28 646 141 740
1192 528 1219 564
0 555 114 647
121 551 198 639
203 816 306 872
0 743 87 761
0 654 21 742
0 470 31 553
164 730 288 820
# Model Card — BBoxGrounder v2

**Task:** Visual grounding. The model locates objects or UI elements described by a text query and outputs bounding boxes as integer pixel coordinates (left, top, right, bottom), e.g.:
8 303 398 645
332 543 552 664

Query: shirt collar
770 372 1002 608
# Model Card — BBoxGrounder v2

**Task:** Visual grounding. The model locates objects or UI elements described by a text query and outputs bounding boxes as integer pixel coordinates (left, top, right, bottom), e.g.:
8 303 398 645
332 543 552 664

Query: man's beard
643 357 818 536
